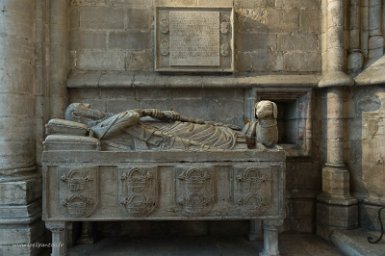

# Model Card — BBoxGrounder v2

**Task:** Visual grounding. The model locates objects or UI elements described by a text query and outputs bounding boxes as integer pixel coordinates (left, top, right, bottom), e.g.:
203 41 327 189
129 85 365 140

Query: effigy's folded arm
91 110 140 139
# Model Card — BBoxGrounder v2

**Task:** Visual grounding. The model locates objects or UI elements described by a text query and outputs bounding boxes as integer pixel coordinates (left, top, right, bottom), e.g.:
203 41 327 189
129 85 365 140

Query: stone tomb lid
155 7 234 72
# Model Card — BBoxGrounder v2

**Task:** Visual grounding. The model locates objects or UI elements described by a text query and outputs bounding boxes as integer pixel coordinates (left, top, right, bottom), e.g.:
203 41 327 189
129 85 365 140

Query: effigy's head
64 103 106 126
255 100 277 119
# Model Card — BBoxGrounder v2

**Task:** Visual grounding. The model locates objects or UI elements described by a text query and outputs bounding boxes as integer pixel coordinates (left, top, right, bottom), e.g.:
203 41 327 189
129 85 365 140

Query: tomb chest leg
45 221 67 256
260 220 280 256
249 219 262 241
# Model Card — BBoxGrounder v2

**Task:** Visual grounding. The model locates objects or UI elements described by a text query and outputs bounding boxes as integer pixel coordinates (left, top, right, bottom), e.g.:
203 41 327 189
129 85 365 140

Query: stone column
49 0 69 118
367 0 383 65
361 0 369 58
319 0 354 87
383 1 385 44
317 0 358 239
348 0 363 75
0 0 45 255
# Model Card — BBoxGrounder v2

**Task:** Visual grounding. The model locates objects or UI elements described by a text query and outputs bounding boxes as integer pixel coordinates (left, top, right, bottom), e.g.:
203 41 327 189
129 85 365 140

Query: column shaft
320 0 354 87
367 0 384 64
327 0 345 72
348 0 363 75
326 88 344 167
49 0 69 118
361 0 369 57
0 1 46 255
0 0 37 177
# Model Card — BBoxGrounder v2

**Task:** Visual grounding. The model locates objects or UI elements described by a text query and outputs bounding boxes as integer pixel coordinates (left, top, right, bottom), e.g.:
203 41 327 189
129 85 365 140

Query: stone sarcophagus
42 101 286 256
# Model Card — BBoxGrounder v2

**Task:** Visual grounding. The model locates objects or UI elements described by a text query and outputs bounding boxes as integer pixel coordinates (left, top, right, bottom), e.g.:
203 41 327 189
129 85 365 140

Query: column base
316 195 358 240
0 177 47 256
260 251 279 256
0 222 47 256
319 71 354 88
348 50 363 75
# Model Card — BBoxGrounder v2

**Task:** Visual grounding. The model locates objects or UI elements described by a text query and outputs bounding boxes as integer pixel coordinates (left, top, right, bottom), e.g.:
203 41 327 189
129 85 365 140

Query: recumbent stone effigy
42 100 285 256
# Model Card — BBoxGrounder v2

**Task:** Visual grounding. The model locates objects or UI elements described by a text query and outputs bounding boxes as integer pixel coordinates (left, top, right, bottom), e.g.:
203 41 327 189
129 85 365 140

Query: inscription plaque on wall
155 7 234 72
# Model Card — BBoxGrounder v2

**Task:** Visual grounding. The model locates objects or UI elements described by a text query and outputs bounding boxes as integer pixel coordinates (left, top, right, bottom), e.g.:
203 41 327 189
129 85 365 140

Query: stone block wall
70 0 154 71
69 0 322 73
235 0 321 73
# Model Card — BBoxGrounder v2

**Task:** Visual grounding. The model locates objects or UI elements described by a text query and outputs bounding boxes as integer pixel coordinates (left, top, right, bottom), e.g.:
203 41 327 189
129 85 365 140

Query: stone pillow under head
46 118 89 136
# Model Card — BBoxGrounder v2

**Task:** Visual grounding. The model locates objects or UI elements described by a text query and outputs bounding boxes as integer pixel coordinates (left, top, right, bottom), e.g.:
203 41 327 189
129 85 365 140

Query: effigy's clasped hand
162 111 181 121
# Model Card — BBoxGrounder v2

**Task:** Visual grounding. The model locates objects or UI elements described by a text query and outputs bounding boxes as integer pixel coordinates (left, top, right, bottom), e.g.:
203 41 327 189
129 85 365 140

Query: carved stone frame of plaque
155 7 234 72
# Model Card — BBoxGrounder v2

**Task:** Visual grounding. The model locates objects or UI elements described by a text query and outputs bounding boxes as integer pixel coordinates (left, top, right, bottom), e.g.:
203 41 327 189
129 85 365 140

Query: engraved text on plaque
169 11 220 66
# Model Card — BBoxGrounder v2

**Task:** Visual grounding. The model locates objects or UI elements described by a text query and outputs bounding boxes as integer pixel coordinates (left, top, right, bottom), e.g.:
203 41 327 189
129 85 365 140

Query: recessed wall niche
256 89 313 157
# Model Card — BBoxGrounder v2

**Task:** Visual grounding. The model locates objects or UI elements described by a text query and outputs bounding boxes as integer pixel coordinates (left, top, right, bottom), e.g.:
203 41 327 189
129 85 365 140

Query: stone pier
0 0 45 255
317 0 358 240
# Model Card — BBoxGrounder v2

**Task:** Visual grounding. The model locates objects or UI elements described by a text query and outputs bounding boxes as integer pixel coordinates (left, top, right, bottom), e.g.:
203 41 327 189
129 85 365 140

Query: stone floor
65 233 343 256
331 229 385 256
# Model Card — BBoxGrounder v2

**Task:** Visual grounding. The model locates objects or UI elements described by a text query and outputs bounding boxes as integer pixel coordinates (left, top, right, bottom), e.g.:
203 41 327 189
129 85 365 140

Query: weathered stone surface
278 32 320 51
284 52 321 72
300 9 321 33
0 179 41 205
67 72 321 88
316 202 358 228
0 200 42 220
236 32 277 51
0 221 45 245
126 8 153 29
331 229 385 256
80 7 124 29
198 0 233 7
70 30 107 50
360 203 385 231
237 50 284 72
267 8 299 32
77 50 126 70
109 31 151 50
6 1 385 256
360 92 385 201
155 0 197 7
355 55 385 85
276 0 321 9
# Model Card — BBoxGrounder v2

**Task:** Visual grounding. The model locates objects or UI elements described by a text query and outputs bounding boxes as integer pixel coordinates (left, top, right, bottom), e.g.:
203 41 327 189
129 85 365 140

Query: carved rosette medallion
160 16 169 34
159 40 169 56
119 167 158 216
234 167 272 215
220 21 229 34
220 43 230 57
176 167 214 216
59 167 99 218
